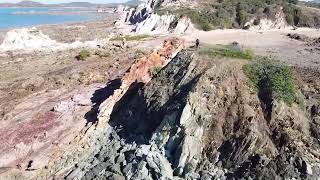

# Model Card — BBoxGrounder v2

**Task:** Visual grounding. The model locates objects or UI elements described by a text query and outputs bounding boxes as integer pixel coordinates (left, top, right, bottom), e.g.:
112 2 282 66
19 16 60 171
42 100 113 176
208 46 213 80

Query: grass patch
110 34 154 41
199 45 255 60
77 49 91 61
156 7 213 31
134 49 147 59
150 66 162 76
243 57 297 105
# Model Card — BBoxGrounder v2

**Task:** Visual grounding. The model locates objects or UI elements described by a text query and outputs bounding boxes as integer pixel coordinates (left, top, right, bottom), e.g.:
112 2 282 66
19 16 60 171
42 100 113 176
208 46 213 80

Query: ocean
0 7 98 29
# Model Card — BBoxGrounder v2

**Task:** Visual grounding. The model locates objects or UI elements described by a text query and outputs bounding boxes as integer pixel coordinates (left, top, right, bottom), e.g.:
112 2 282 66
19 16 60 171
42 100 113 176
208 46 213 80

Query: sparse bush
77 49 91 61
155 0 305 30
199 45 255 60
134 49 147 59
243 57 297 105
110 34 153 41
150 66 162 76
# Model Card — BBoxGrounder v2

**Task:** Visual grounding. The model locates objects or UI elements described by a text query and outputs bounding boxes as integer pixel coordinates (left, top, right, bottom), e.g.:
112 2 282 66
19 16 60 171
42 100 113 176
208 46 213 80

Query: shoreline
0 13 116 43
0 12 110 31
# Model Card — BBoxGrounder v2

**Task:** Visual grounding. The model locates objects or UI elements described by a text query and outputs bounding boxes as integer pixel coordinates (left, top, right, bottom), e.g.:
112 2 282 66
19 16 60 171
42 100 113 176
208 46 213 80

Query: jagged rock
245 7 290 31
115 0 193 34
0 27 108 52
77 49 320 179
135 14 176 34
173 16 195 35
52 100 75 113
7 37 320 180
0 28 57 51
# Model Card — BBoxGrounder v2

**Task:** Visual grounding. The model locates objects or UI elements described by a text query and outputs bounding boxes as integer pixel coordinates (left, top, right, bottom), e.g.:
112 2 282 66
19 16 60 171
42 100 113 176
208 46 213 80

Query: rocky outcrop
173 16 195 34
0 38 184 180
245 7 290 31
60 49 320 179
2 36 320 179
97 38 184 127
0 28 108 53
115 0 193 35
0 28 57 51
134 14 176 34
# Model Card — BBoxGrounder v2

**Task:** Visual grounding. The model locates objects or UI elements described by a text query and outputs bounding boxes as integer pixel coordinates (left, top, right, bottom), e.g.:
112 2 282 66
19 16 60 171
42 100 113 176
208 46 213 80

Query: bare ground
186 28 320 68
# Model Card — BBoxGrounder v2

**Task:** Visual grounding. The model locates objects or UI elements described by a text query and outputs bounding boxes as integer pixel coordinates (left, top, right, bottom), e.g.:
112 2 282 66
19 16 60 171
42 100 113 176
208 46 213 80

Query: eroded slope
62 49 320 179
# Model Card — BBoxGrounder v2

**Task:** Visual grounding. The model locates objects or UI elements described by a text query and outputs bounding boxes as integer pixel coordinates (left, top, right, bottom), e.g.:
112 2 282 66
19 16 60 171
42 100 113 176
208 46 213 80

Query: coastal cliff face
116 0 320 33
1 31 320 179
2 1 320 180
57 49 320 179
115 0 193 34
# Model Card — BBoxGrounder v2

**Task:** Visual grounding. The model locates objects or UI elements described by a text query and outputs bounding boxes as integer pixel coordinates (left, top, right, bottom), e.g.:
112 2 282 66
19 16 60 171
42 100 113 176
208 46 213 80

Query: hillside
16 0 44 7
153 0 320 30
1 0 320 179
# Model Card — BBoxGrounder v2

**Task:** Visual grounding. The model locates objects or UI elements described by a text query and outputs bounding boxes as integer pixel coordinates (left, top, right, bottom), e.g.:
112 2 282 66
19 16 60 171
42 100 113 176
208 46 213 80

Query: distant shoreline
0 7 112 31
0 13 109 30
0 13 117 43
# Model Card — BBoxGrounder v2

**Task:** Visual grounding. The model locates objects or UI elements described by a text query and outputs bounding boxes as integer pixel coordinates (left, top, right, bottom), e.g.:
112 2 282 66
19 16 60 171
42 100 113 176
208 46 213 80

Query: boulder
0 28 57 51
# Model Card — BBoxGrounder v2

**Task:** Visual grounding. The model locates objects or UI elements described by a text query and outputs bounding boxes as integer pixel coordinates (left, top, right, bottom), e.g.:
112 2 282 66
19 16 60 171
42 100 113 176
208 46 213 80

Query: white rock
115 0 194 35
72 94 92 106
135 14 175 34
0 27 108 53
0 27 57 51
53 100 75 113
174 16 194 35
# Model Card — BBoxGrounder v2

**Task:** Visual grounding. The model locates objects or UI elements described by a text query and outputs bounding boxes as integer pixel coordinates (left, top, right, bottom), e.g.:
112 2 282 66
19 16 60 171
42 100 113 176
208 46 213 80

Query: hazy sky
0 0 128 3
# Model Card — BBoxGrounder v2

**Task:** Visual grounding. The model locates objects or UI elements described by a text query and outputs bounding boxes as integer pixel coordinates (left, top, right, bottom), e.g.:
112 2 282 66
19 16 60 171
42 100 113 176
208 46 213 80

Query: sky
0 0 128 3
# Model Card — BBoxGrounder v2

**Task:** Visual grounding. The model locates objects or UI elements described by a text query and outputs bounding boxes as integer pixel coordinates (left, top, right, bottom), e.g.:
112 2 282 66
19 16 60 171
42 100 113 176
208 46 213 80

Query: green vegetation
150 66 162 76
156 0 302 30
78 49 91 61
243 57 297 105
282 3 302 26
199 45 255 60
110 34 153 41
134 49 147 59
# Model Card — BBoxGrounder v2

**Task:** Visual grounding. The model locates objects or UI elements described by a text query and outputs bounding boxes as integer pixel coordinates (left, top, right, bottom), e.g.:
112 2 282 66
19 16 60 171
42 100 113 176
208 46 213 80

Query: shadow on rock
85 78 122 125
108 51 202 145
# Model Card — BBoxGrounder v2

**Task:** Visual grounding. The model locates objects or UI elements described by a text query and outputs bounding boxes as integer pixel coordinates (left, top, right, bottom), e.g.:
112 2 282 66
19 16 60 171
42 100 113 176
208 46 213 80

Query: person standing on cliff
196 39 200 49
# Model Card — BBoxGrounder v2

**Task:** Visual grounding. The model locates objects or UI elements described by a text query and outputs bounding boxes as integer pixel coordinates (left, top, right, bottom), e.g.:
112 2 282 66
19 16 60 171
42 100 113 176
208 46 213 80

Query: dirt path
185 28 320 67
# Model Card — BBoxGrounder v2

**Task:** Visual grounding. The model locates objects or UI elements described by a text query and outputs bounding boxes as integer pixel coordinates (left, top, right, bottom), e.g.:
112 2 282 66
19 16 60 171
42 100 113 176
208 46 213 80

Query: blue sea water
0 8 97 29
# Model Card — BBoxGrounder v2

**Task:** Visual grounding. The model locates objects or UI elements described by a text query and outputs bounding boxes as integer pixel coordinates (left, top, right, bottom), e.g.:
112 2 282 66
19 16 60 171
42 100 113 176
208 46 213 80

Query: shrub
134 49 147 59
78 50 91 61
155 0 304 30
199 45 255 60
282 3 302 26
243 57 297 105
110 34 153 41
150 66 162 76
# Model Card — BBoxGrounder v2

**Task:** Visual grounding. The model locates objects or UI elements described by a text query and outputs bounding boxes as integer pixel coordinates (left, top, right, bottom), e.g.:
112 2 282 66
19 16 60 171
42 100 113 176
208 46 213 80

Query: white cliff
115 0 193 35
134 14 176 34
0 28 108 53
0 28 57 51
174 16 195 34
